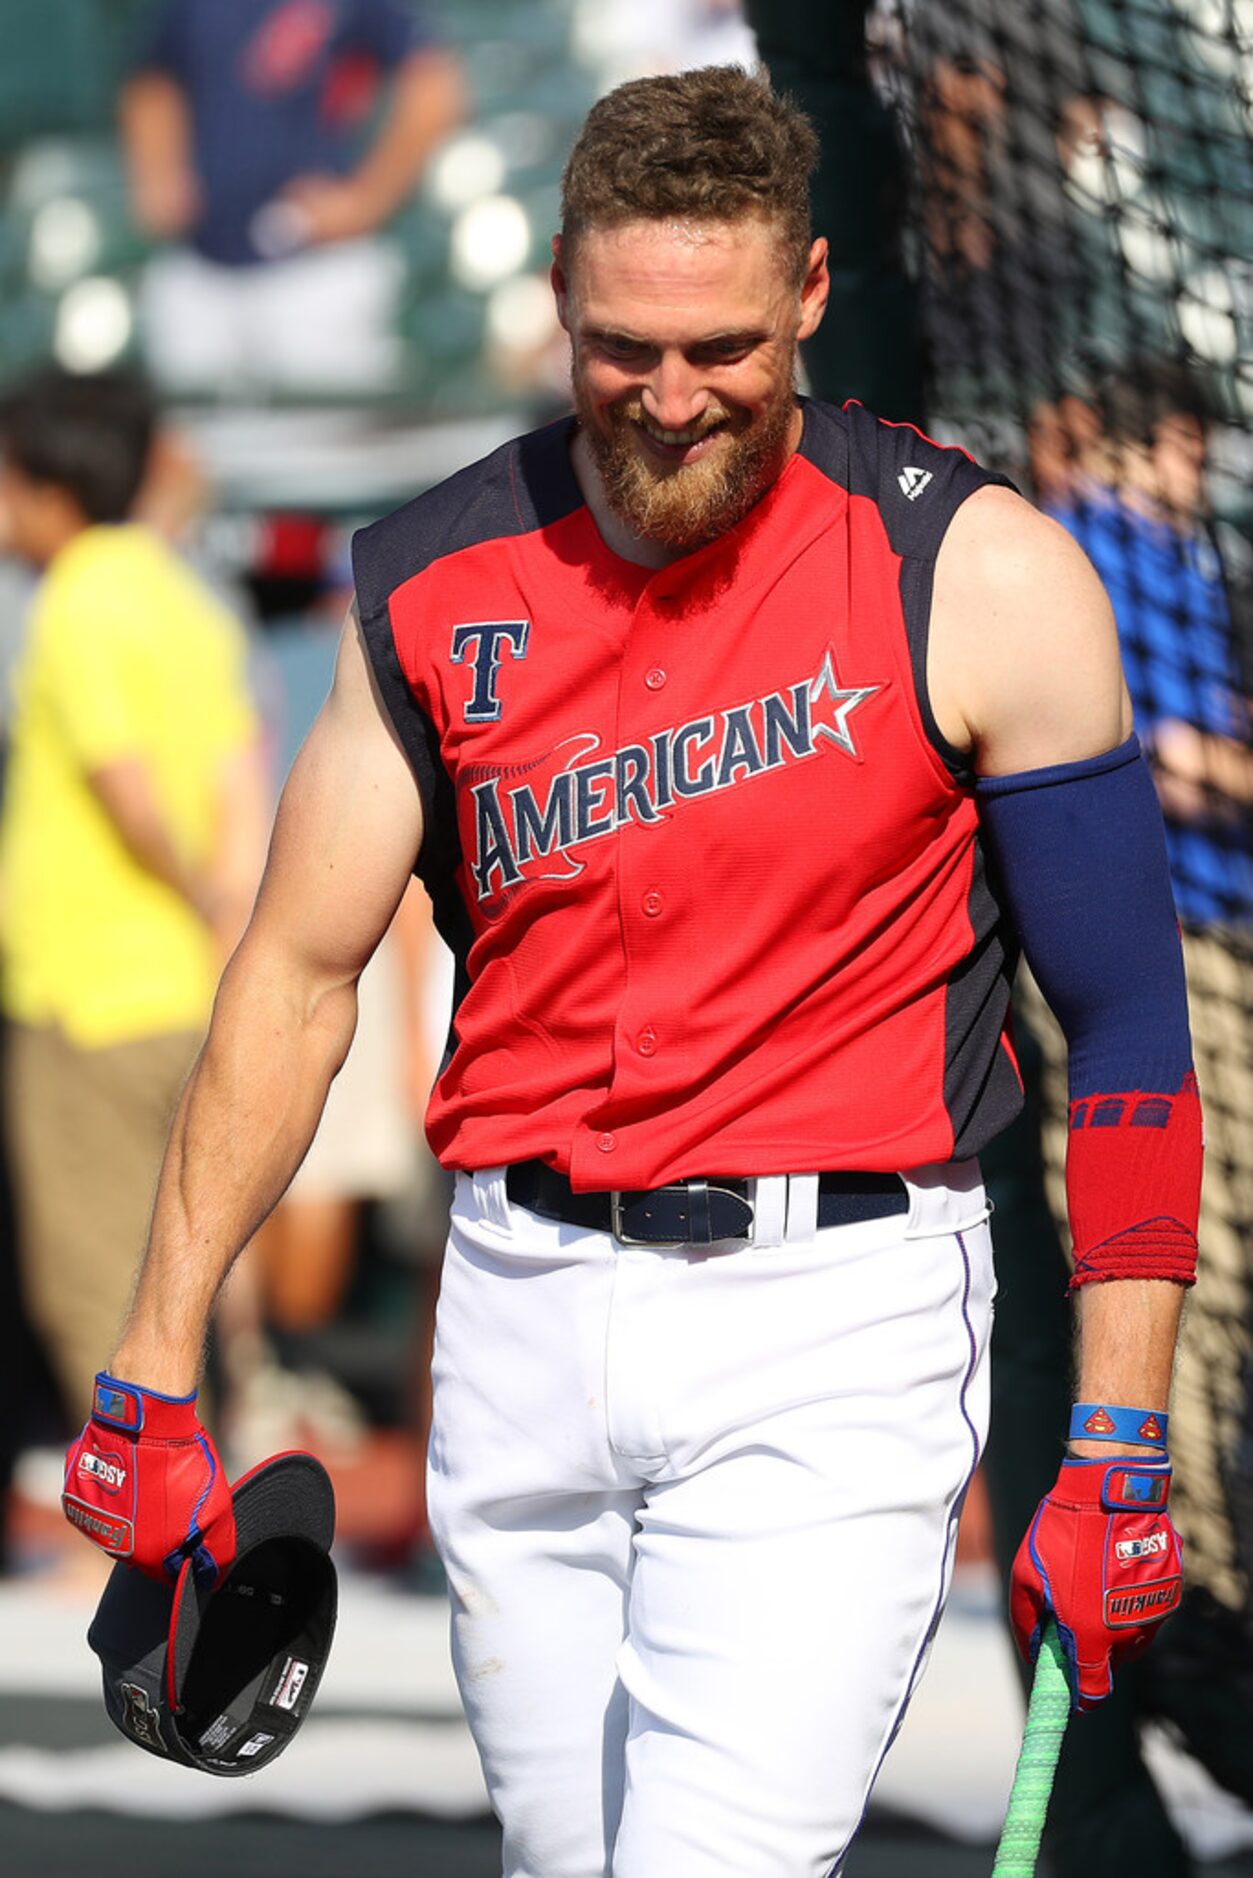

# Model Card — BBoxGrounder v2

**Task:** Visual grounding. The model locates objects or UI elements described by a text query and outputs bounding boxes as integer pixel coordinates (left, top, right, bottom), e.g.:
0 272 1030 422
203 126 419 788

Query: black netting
752 0 1253 1625
857 0 1252 1615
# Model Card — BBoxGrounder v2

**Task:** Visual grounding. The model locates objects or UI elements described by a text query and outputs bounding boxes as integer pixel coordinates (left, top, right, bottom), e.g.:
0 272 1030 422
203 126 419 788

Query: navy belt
505 1160 908 1247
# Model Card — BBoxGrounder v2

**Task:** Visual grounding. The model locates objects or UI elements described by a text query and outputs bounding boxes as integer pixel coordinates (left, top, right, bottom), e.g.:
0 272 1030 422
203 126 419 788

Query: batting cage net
760 0 1252 1625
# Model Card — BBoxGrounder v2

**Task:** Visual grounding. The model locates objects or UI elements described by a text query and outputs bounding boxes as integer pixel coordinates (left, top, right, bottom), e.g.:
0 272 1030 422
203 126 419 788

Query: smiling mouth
634 418 727 458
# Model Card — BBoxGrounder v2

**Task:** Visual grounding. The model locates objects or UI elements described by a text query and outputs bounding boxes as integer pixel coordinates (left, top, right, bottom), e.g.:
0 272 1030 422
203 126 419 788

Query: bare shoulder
928 484 1132 777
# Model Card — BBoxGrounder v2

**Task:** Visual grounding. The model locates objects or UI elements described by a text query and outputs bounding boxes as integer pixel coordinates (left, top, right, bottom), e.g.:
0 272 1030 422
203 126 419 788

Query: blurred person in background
0 397 231 1570
1046 361 1252 907
119 0 465 391
0 364 267 1430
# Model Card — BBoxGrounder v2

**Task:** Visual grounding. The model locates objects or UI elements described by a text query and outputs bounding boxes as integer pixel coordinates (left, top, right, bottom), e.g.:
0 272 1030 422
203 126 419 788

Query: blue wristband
1069 1402 1169 1447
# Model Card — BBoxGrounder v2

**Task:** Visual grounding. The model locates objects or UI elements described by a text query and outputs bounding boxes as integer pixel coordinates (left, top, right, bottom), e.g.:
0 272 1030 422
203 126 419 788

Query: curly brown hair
560 67 820 286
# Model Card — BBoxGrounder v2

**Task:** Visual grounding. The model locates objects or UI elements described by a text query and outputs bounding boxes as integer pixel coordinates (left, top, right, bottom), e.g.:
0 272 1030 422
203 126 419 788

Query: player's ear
551 234 571 333
797 237 830 342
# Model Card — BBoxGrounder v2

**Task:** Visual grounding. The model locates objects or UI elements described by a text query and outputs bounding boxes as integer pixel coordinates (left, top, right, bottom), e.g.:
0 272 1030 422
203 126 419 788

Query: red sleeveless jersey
353 399 1022 1189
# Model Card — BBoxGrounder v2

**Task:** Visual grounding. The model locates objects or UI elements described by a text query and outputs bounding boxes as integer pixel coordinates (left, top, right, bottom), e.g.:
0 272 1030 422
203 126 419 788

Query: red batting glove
63 1373 237 1588
1010 1456 1182 1711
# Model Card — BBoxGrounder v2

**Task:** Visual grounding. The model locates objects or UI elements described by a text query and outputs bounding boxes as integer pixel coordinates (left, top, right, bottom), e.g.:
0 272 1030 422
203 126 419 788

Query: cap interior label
269 1656 310 1712
237 1731 275 1759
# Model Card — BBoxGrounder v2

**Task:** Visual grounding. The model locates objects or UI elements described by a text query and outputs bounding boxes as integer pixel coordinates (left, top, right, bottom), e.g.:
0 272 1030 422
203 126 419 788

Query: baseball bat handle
992 1619 1070 1875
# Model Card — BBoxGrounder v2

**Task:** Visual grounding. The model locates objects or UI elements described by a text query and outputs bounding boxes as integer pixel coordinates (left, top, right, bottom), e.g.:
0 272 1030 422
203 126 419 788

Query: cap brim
232 1451 336 1557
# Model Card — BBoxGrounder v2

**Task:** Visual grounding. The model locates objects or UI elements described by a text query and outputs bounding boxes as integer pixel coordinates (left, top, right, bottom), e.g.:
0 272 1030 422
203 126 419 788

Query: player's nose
641 355 708 433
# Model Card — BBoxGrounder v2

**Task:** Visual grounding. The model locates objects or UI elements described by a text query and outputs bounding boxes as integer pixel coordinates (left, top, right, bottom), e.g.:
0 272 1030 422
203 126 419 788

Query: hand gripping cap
87 1452 336 1776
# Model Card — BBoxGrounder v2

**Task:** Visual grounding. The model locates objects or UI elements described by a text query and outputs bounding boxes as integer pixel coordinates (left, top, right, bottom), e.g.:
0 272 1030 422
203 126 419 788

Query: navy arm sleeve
976 735 1200 1288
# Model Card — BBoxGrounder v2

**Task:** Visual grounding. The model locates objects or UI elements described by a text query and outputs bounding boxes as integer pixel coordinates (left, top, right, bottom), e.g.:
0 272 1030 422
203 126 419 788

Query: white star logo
809 651 881 760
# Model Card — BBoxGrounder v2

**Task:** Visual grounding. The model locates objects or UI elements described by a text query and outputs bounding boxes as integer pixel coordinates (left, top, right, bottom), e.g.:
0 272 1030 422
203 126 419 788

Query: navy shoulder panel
350 413 581 626
800 398 1016 561
800 398 1018 784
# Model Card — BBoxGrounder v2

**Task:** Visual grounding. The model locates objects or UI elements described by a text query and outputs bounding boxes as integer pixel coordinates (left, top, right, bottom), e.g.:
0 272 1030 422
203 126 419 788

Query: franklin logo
78 1450 126 1494
897 466 933 502
465 653 881 904
1105 1580 1180 1625
120 1682 167 1753
63 1496 132 1552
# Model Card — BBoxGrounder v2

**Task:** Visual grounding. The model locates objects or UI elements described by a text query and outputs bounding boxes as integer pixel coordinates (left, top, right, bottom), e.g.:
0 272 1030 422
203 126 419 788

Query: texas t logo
451 620 530 722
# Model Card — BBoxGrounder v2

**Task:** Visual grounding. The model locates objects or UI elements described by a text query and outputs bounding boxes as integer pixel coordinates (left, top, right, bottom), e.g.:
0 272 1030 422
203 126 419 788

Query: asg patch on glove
1010 1456 1182 1711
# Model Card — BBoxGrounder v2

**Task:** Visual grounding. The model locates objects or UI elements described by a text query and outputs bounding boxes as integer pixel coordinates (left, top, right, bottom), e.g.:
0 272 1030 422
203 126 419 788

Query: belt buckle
609 1190 654 1247
609 1182 756 1249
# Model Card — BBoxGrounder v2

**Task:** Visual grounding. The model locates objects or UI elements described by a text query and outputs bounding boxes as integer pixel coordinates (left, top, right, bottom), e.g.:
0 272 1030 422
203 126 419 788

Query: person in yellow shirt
0 365 265 1421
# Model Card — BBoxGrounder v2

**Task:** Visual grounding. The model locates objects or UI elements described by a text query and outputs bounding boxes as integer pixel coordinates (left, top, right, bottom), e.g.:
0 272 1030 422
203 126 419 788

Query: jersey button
596 1131 617 1154
644 667 667 690
637 1029 657 1057
641 889 664 917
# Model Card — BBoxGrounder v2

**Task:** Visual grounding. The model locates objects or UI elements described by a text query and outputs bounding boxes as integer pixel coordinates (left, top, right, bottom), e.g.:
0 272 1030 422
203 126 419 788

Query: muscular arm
930 487 1186 1435
111 613 423 1394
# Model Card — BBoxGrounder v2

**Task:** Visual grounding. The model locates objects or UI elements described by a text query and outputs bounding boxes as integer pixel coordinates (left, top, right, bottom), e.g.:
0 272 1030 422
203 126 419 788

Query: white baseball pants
427 1163 995 1878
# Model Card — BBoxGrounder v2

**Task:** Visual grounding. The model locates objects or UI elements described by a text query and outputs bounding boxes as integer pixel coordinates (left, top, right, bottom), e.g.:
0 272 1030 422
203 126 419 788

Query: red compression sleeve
1066 1074 1202 1288
977 739 1201 1290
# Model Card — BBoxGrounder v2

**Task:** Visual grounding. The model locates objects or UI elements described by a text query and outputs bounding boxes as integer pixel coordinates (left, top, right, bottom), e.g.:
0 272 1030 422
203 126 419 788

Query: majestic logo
451 620 531 722
120 1682 167 1753
78 1450 126 1494
898 466 933 502
466 653 881 904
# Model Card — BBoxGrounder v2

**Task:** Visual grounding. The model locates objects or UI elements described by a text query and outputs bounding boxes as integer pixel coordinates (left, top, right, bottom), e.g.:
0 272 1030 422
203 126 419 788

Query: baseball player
64 70 1198 1878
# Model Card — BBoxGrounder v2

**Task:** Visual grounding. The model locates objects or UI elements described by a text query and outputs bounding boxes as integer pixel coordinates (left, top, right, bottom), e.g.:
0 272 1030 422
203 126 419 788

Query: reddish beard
574 370 799 551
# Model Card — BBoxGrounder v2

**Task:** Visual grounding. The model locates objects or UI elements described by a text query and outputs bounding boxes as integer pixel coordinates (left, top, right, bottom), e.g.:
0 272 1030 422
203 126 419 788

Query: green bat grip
992 1620 1070 1875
